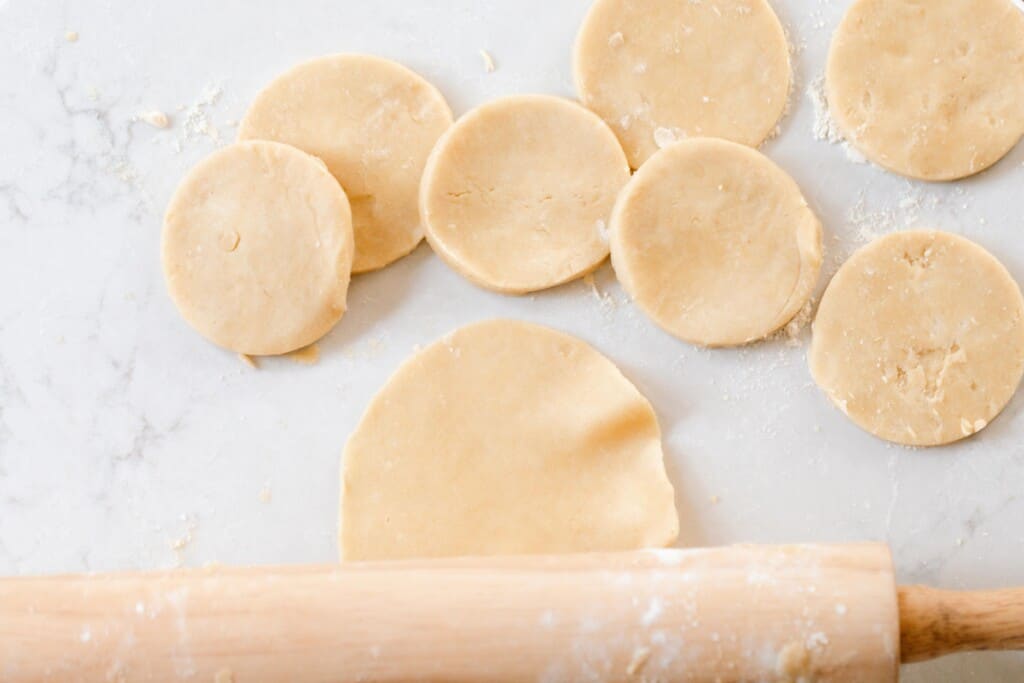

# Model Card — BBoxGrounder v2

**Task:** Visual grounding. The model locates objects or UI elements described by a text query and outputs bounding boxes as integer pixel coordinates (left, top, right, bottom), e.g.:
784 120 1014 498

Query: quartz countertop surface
1 1 1023 680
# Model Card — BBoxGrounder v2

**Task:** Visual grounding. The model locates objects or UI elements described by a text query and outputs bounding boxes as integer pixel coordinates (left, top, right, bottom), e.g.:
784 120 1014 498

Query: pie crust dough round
826 0 1024 181
339 320 679 561
574 0 791 169
238 54 453 272
163 141 354 356
810 231 1024 447
610 137 823 347
419 95 631 294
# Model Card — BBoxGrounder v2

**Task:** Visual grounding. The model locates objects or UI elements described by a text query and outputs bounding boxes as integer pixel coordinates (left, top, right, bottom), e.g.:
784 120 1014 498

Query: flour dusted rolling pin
1 544 1022 682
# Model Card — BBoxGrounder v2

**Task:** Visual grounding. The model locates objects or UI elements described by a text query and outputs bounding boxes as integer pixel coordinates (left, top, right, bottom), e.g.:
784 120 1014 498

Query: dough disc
826 0 1024 181
162 141 354 356
339 320 679 561
810 231 1024 447
239 54 453 272
419 95 631 294
574 0 791 169
610 138 822 347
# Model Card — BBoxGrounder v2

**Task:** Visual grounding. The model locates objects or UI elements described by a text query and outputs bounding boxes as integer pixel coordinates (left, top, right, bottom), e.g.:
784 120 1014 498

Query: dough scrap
826 0 1024 181
339 320 679 561
162 141 353 356
810 231 1024 447
610 137 822 347
574 0 791 169
239 54 453 272
419 95 631 294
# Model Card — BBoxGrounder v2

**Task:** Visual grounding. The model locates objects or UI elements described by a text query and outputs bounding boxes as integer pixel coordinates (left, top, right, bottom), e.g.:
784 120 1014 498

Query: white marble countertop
1 0 1023 680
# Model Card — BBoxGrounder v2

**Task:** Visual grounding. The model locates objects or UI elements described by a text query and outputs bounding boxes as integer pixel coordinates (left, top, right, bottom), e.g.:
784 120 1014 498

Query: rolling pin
1 543 1022 682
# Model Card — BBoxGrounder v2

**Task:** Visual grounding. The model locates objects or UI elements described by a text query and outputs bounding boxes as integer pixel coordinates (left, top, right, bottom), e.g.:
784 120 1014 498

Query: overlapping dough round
826 0 1024 181
162 141 354 356
239 54 453 272
610 138 822 347
574 0 791 169
419 95 631 294
339 320 679 561
810 231 1024 446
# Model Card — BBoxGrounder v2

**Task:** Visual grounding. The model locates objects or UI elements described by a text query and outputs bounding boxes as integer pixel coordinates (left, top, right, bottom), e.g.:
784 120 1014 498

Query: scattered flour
807 77 865 164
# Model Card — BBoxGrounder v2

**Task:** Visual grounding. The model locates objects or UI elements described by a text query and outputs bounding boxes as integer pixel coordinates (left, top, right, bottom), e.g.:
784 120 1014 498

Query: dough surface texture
163 141 354 356
574 0 791 168
419 95 631 294
610 137 822 347
239 54 452 272
826 0 1024 181
810 231 1024 447
340 320 679 561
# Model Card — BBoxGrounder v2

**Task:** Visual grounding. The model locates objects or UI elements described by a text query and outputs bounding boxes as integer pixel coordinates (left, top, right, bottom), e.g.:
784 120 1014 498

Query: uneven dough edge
162 140 354 356
338 319 680 561
609 138 823 347
419 95 626 295
239 53 453 274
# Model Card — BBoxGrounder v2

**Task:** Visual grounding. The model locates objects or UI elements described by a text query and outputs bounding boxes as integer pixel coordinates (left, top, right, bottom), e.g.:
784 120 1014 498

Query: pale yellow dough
610 138 822 347
419 95 631 294
163 141 354 356
339 320 679 561
574 0 791 169
810 231 1024 447
239 54 453 272
826 0 1024 181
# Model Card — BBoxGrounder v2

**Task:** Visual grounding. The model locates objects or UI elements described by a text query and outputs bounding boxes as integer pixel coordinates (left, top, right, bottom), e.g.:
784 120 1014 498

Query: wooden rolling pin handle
899 585 1024 663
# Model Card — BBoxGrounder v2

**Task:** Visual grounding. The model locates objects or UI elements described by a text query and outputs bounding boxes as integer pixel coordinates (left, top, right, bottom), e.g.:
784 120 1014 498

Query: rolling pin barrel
0 545 901 682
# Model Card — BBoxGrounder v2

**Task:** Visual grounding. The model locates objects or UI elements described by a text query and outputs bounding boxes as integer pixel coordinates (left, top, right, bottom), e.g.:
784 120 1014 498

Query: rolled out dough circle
238 54 453 272
810 231 1024 447
162 141 354 356
419 95 631 294
339 320 679 561
574 0 791 169
610 137 823 347
826 0 1024 181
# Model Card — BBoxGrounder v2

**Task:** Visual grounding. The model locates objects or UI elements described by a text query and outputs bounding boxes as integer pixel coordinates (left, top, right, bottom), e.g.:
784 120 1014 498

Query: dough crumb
626 646 652 675
479 49 496 73
259 485 272 503
214 669 235 683
288 343 320 366
710 495 721 505
238 353 258 369
776 641 810 678
64 30 79 43
140 110 170 129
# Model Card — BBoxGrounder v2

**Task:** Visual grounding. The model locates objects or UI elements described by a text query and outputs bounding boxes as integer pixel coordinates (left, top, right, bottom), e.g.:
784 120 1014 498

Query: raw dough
826 0 1024 181
339 320 679 561
419 95 631 294
574 0 791 169
810 231 1024 447
610 138 822 347
163 141 354 356
238 54 453 272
